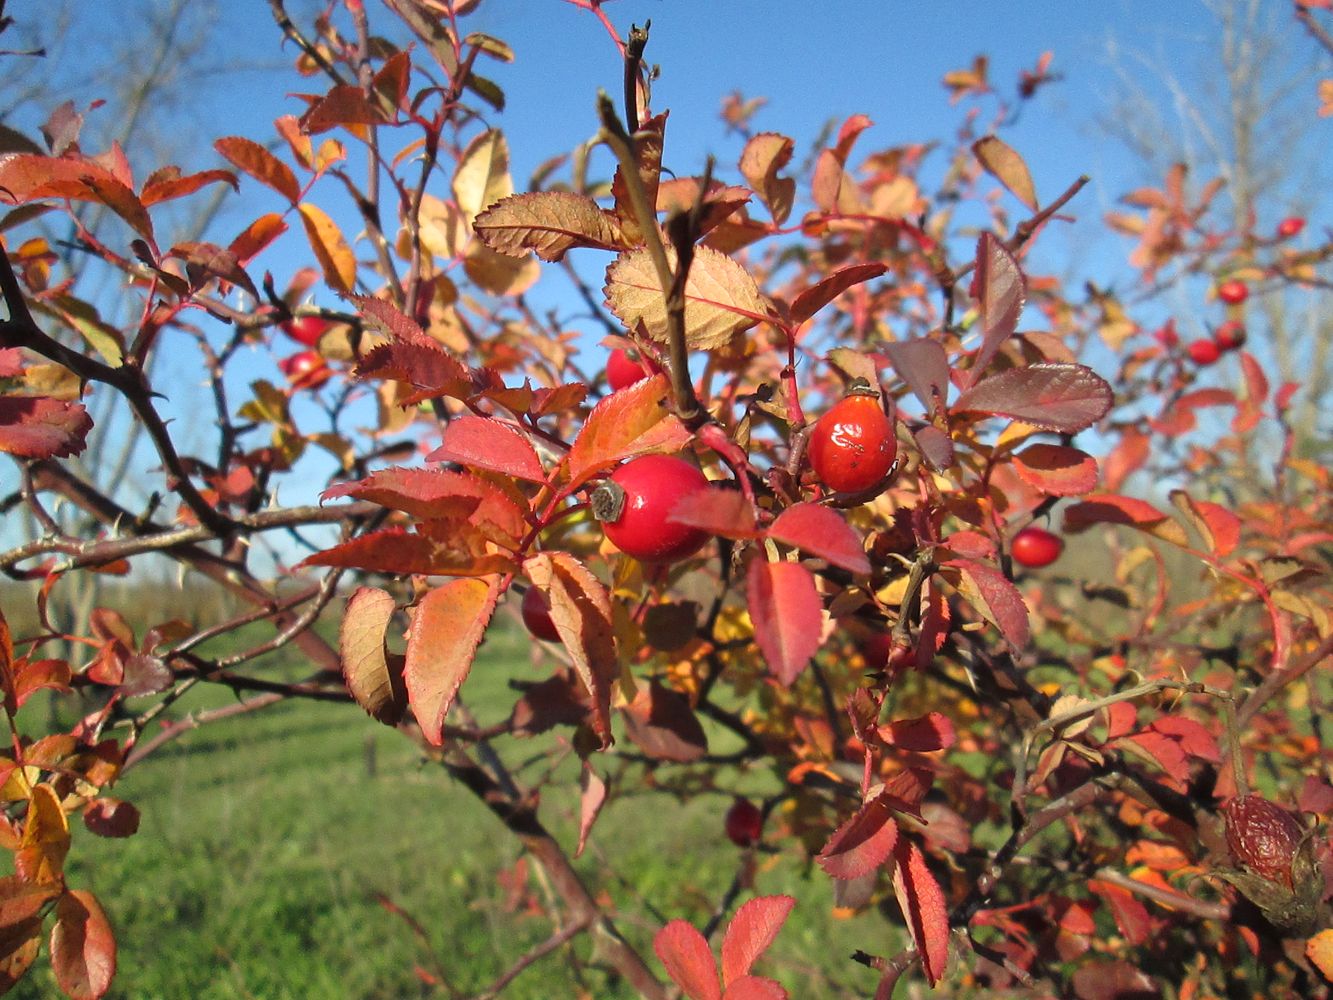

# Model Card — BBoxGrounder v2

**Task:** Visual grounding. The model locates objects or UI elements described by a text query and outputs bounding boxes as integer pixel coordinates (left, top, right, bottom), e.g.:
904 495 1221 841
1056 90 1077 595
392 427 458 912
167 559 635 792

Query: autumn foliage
0 1 1331 997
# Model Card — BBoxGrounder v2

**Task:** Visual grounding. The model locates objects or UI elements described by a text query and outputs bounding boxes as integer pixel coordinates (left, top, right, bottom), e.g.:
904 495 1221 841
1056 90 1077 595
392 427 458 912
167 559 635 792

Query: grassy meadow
9 617 899 999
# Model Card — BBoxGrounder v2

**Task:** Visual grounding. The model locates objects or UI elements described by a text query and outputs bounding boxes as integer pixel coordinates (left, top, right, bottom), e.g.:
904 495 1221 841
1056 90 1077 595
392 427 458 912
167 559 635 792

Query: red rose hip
1187 339 1222 366
281 315 333 347
521 586 560 642
607 345 659 391
592 454 711 563
808 385 897 495
1216 280 1249 306
724 797 764 847
279 350 332 391
1213 321 1246 352
1011 526 1063 568
1276 217 1305 239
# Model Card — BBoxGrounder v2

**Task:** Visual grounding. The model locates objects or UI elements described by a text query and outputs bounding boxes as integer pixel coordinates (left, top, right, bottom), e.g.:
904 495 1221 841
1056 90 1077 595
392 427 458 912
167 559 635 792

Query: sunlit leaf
767 504 869 574
953 363 1113 433
747 560 823 686
720 895 795 988
891 839 949 986
339 587 406 725
404 577 500 746
973 135 1038 211
213 136 300 203
298 202 357 294
565 374 691 491
474 192 628 261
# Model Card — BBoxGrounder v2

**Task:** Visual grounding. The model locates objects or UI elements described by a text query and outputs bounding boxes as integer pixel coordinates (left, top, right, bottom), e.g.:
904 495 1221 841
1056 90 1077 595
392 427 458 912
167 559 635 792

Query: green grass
10 624 897 999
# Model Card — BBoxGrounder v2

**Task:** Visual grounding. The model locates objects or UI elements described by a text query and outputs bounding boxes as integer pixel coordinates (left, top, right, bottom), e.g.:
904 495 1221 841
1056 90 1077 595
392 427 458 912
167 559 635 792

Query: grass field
10 622 900 999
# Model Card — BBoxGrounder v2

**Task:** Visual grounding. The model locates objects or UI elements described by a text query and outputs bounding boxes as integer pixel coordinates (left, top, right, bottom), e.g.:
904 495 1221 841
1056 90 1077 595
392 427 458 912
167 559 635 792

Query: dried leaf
339 587 406 725
739 132 796 224
404 577 499 746
604 244 765 351
474 192 628 261
973 136 1038 211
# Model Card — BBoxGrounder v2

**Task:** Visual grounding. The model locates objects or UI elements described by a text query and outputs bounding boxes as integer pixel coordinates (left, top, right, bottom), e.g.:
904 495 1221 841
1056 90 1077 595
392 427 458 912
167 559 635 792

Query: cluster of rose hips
278 316 335 392
1167 279 1252 367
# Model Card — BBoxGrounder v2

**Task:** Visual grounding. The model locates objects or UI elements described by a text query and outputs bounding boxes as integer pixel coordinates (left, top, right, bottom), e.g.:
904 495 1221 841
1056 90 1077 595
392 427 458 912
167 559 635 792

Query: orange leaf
654 920 721 1000
339 587 406 725
213 136 300 203
16 784 69 885
565 374 691 491
1306 928 1333 982
973 135 1039 211
404 577 499 745
298 202 357 294
1169 491 1241 558
739 132 796 225
1013 443 1099 496
228 213 288 266
720 895 795 987
50 890 116 1000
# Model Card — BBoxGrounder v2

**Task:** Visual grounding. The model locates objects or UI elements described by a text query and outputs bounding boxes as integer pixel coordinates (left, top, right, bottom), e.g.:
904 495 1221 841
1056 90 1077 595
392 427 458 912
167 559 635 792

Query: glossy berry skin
594 454 710 564
1213 321 1246 352
1216 279 1249 306
1187 339 1222 366
1011 526 1063 569
606 346 659 391
1224 795 1305 888
724 797 764 847
520 587 560 642
281 315 332 347
279 350 332 391
1277 216 1305 239
808 392 897 495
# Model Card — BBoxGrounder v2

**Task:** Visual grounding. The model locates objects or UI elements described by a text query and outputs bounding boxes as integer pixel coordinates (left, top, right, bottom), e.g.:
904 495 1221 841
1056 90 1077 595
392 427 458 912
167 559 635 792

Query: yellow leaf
453 129 512 225
298 202 357 294
17 784 69 885
1307 928 1333 981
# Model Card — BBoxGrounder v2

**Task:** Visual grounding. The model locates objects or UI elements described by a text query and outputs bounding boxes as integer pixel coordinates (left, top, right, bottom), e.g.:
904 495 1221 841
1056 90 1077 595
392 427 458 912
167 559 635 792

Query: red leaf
322 467 525 544
817 797 899 880
891 839 949 986
747 560 824 687
355 341 473 401
1062 494 1189 547
0 608 16 716
1101 427 1150 493
0 396 93 458
575 763 606 858
944 558 1030 649
953 363 1112 433
1232 351 1268 435
654 920 721 1000
213 136 300 203
50 890 116 1000
404 577 499 746
140 167 237 206
767 504 870 574
1169 491 1240 558
301 84 386 134
565 374 691 491
791 263 887 324
668 488 761 540
883 338 950 416
426 415 546 483
525 553 618 747
622 680 709 762
1086 879 1152 946
966 233 1026 386
1012 444 1098 496
301 524 515 577
1105 701 1137 739
1149 716 1221 763
720 895 795 987
1119 730 1190 785
722 976 788 1000
81 799 140 839
880 712 955 752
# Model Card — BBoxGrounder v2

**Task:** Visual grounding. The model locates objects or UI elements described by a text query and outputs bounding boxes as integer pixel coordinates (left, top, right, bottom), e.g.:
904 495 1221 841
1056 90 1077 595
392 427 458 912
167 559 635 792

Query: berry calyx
520 587 560 642
808 383 897 495
1011 526 1063 568
1223 795 1305 888
1212 321 1246 352
592 454 710 564
279 350 332 391
1216 279 1249 306
1276 217 1305 239
724 797 763 847
1186 339 1222 366
281 315 333 347
607 345 660 391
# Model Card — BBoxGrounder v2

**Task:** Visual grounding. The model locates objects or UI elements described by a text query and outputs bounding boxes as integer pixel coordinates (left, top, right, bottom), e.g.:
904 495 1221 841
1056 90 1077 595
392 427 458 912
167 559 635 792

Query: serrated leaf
50 890 115 1000
720 895 795 988
299 525 515 577
973 136 1038 211
323 467 525 543
604 244 765 351
0 397 92 459
525 553 617 747
1013 443 1098 496
654 920 721 1000
966 233 1026 386
767 504 869 574
404 577 499 746
953 362 1112 433
298 202 356 294
426 415 546 483
474 192 627 261
891 839 949 986
817 797 898 880
747 560 823 687
565 374 691 491
945 558 1030 649
791 263 887 325
339 587 406 725
213 136 299 203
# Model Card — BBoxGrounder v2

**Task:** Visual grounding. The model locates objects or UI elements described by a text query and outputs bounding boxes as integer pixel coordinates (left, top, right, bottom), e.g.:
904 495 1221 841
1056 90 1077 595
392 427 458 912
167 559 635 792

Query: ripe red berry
1216 279 1249 306
1011 526 1063 569
592 454 710 564
1224 795 1305 888
606 345 659 391
281 315 333 347
520 587 560 642
724 797 763 847
1276 216 1305 239
279 350 332 391
1213 321 1247 352
808 386 897 495
1186 339 1222 366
